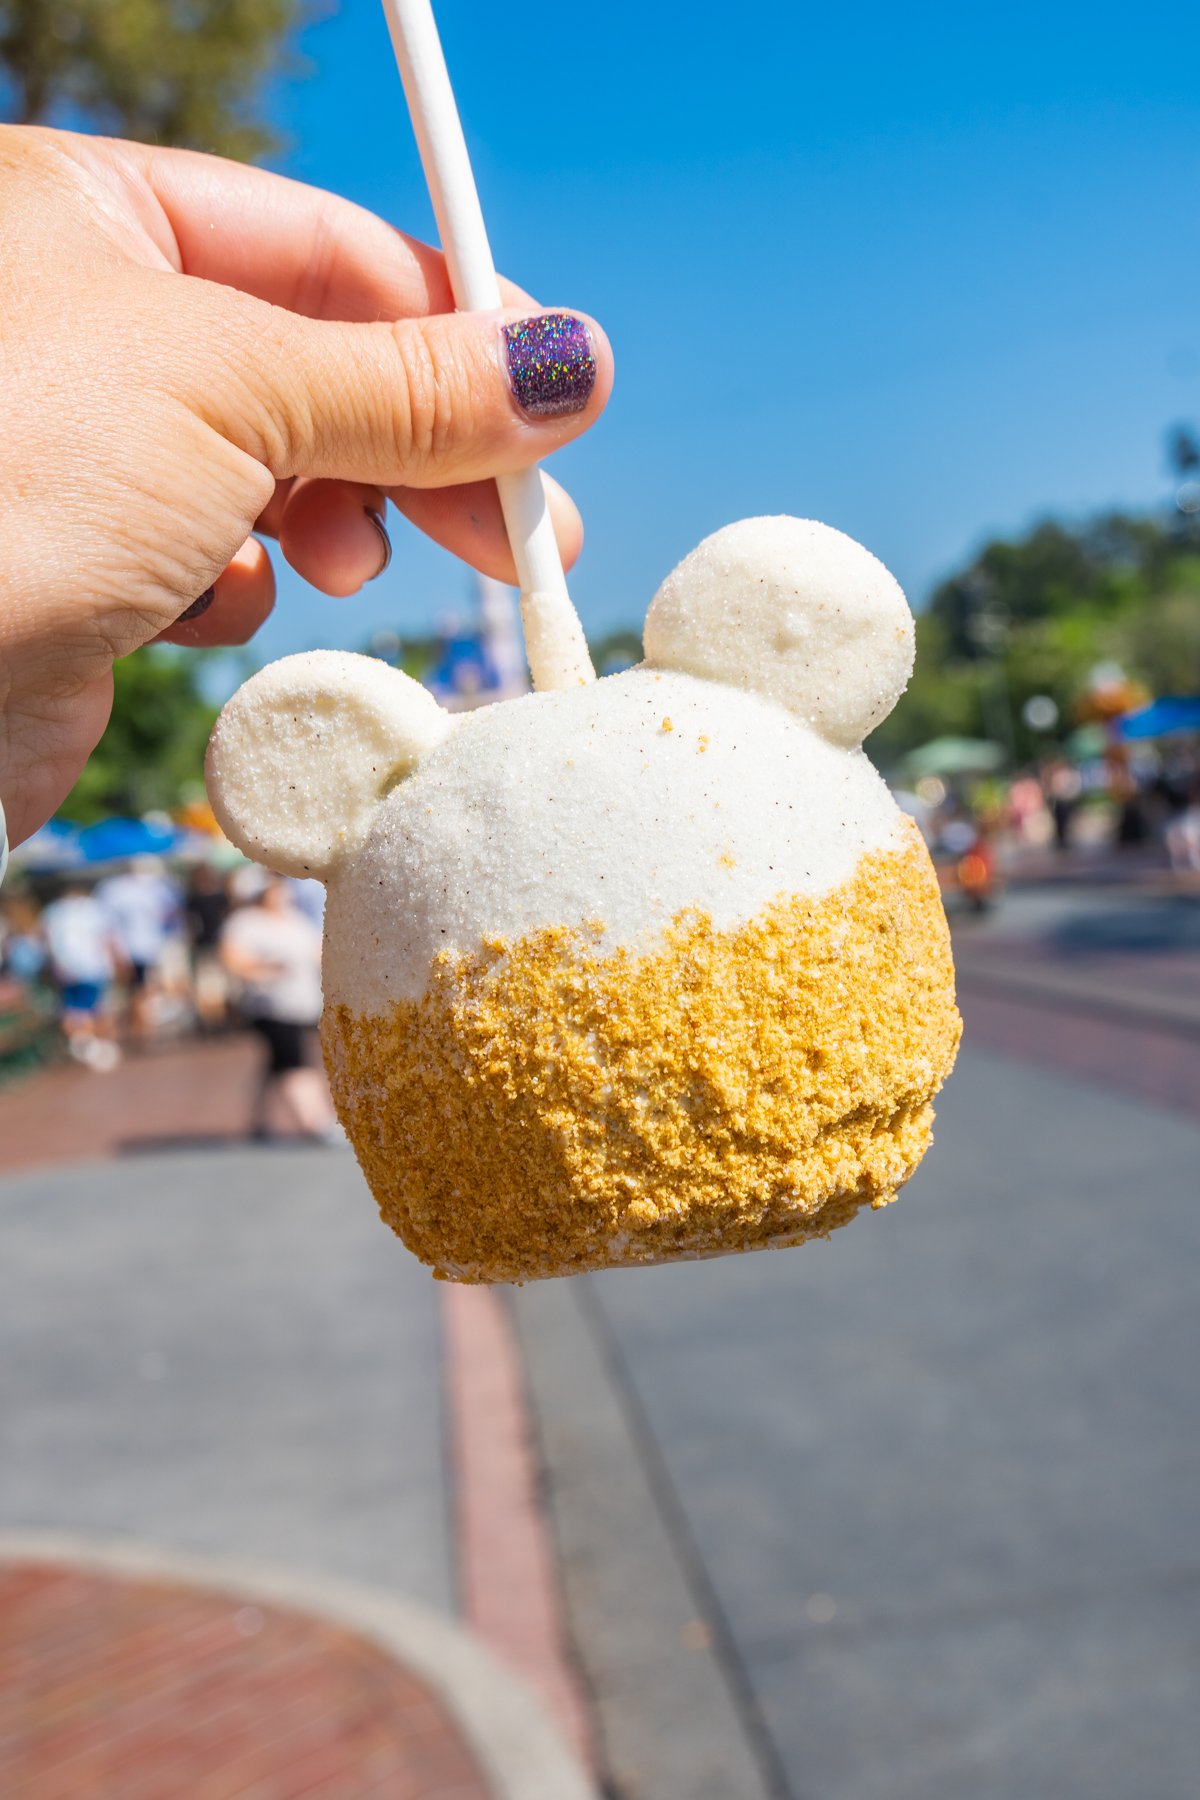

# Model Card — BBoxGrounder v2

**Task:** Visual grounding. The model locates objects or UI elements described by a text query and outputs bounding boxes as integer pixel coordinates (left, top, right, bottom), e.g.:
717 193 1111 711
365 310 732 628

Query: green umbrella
1063 724 1108 761
900 736 1006 779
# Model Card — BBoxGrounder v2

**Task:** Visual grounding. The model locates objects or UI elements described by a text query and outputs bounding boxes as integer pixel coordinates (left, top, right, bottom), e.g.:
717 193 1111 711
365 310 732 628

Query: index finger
105 137 536 322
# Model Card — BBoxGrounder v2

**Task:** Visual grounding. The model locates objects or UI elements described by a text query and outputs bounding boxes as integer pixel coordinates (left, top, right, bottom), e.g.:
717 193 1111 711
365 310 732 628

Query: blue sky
250 0 1200 665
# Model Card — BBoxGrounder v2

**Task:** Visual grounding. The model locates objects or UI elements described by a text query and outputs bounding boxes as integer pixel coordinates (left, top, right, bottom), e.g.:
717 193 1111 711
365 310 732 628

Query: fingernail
177 587 215 623
503 312 596 419
364 506 392 579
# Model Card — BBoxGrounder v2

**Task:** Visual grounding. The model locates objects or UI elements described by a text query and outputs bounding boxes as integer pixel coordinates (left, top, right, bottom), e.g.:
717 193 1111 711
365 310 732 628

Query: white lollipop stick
380 0 595 691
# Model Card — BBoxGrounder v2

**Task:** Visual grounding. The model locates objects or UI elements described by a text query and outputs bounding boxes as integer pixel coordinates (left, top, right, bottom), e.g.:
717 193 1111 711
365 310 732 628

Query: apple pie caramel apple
206 518 960 1281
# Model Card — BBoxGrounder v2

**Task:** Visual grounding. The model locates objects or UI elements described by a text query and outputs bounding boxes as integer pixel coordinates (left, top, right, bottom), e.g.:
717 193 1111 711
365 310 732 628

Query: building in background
423 573 529 711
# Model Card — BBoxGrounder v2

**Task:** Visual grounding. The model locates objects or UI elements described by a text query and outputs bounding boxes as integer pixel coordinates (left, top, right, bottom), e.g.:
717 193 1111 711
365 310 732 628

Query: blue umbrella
1116 697 1200 741
7 818 84 874
77 817 182 864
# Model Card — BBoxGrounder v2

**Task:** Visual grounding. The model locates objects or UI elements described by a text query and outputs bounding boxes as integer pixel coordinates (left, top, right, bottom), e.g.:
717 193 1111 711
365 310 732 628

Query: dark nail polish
177 587 215 623
364 506 392 578
503 312 596 419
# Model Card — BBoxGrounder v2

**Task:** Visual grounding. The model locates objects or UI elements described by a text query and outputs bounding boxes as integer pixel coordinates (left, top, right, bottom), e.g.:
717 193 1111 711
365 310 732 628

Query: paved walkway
515 1041 1200 1800
0 1139 457 1600
502 873 1200 1798
0 1035 594 1798
0 1562 489 1799
4 878 1197 1798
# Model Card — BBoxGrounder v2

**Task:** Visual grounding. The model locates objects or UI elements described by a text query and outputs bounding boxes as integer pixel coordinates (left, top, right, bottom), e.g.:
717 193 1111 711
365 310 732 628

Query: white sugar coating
205 516 920 1014
644 517 914 748
206 652 453 880
322 666 904 1014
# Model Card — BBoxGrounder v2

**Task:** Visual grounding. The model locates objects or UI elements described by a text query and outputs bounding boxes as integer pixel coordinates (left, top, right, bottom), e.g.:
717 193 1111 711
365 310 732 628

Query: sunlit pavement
0 1136 593 1797
2 879 1198 1799
0 1143 449 1601
512 881 1200 1800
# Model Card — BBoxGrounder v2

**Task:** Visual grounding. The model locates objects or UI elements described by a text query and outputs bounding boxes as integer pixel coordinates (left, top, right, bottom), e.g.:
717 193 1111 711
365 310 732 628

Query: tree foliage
870 510 1200 769
590 628 644 675
62 649 218 823
0 0 308 160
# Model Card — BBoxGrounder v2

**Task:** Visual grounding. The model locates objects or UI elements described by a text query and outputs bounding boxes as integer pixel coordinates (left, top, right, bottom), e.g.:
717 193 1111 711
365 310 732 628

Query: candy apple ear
205 652 451 880
642 517 915 748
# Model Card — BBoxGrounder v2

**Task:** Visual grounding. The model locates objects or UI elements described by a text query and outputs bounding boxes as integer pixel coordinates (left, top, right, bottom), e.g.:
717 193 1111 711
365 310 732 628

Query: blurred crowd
3 736 1197 1099
916 746 1200 863
0 858 341 1142
900 741 1200 915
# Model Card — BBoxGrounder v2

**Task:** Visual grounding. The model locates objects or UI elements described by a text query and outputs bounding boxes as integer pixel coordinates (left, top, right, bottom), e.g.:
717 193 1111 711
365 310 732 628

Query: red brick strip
0 1037 259 1177
0 1562 491 1799
443 1284 595 1772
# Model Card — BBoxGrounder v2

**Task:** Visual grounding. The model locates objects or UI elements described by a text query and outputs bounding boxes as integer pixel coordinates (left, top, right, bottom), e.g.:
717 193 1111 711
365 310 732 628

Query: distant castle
421 573 530 710
372 573 639 701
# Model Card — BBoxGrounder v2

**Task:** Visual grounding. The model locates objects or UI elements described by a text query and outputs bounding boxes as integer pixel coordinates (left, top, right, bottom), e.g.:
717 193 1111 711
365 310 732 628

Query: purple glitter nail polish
503 313 596 418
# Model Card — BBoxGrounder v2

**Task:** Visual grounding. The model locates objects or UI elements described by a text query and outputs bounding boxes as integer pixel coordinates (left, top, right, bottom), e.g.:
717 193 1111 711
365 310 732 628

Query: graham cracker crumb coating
323 825 960 1283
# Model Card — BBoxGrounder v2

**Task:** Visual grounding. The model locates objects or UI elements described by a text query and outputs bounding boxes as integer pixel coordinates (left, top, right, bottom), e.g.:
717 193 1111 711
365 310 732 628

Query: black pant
248 1015 312 1075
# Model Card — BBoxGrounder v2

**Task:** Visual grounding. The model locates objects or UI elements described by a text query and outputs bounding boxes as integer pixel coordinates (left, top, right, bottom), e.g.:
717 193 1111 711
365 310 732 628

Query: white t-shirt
96 872 181 968
221 904 323 1024
42 895 114 985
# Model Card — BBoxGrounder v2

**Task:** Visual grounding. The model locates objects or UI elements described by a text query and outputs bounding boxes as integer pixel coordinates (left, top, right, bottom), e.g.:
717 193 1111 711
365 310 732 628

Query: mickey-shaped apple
207 518 960 1282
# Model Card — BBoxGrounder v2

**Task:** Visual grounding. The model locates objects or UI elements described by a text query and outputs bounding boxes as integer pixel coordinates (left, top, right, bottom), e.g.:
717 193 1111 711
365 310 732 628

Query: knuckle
175 286 306 476
392 322 463 473
226 299 307 474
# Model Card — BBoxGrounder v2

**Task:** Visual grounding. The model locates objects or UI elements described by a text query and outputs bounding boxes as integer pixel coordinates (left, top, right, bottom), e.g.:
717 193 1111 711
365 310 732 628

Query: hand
0 126 613 845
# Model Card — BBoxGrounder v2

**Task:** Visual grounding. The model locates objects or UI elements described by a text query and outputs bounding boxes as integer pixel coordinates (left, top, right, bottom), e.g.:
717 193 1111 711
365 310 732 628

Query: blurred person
1114 772 1149 846
40 880 120 1071
220 875 340 1143
0 127 611 860
1007 770 1050 846
0 891 55 1078
95 856 184 1043
938 809 979 859
184 862 232 1031
1042 758 1082 851
0 892 48 990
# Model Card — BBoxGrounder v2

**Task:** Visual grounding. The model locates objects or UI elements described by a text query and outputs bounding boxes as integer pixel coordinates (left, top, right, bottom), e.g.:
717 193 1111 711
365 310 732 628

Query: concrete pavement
3 876 1198 1797
513 1029 1200 1797
0 1145 451 1607
0 1137 594 1797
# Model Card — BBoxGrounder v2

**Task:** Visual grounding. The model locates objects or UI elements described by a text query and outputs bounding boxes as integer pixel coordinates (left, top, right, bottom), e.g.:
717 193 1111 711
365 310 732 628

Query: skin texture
0 126 613 846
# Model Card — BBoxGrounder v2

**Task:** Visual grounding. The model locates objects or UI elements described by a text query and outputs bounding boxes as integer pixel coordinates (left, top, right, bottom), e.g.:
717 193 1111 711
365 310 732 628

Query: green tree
1113 580 1200 698
0 0 308 160
590 628 644 676
61 648 219 822
870 508 1200 771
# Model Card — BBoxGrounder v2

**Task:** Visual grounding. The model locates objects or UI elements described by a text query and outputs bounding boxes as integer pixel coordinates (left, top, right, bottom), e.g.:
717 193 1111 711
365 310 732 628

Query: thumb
203 297 613 488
